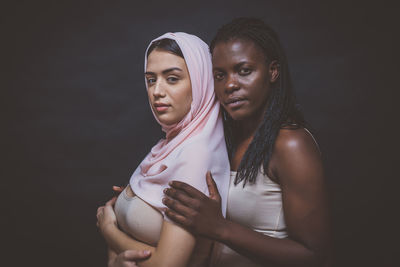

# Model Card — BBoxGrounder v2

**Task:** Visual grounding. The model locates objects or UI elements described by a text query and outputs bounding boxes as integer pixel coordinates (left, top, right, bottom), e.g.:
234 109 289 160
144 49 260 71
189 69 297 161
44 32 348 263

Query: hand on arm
163 172 227 240
108 249 151 267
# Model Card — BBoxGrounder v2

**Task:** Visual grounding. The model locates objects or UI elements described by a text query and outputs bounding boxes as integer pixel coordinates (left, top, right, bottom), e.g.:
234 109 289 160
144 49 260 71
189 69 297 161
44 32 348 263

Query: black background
3 0 398 266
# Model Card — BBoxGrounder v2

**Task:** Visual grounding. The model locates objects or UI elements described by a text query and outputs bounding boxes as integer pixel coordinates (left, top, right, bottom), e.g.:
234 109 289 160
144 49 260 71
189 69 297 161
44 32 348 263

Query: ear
269 60 280 83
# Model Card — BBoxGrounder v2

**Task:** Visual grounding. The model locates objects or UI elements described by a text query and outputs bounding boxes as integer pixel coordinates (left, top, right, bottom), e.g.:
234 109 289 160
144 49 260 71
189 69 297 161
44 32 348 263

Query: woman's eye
239 68 252 75
147 78 156 84
214 72 224 80
167 76 179 83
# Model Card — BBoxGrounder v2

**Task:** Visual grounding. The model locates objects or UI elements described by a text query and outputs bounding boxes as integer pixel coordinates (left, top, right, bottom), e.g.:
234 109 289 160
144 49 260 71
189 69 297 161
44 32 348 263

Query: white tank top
210 128 319 266
210 170 288 267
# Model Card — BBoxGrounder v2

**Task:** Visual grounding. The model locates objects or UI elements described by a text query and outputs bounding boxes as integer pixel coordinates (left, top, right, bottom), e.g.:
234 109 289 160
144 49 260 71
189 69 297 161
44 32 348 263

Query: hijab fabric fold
129 32 230 218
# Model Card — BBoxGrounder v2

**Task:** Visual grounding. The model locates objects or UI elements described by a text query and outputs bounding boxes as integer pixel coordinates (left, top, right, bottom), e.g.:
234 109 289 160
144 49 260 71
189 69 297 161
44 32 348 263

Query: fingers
121 250 151 260
106 196 117 207
103 203 116 217
206 172 221 201
96 206 104 227
109 250 150 267
113 186 125 193
163 187 200 209
168 181 206 199
162 196 195 217
165 209 193 229
97 206 104 216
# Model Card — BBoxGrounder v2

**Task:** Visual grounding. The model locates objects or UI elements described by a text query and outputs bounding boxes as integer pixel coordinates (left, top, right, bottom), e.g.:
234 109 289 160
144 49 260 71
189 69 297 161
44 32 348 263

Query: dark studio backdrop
2 0 398 266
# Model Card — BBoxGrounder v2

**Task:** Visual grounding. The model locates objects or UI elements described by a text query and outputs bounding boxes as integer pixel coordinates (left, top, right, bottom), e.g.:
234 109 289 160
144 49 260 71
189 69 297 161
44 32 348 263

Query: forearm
103 221 196 267
218 219 325 267
102 224 156 255
186 237 214 267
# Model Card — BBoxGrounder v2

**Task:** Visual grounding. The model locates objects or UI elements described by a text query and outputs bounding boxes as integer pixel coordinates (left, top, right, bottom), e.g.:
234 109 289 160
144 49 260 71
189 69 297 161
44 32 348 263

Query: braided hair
210 18 307 186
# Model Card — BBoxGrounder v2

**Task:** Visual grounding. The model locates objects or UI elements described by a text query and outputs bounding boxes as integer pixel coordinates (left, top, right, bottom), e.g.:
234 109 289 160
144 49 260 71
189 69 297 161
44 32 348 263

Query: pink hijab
129 32 230 218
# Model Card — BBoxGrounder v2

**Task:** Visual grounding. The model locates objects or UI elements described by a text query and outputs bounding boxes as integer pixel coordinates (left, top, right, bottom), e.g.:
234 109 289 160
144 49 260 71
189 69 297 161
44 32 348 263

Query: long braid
211 18 306 186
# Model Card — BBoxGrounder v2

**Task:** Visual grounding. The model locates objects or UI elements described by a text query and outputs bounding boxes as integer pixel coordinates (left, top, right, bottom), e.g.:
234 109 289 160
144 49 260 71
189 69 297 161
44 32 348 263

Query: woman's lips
154 103 170 112
225 98 246 109
156 106 169 112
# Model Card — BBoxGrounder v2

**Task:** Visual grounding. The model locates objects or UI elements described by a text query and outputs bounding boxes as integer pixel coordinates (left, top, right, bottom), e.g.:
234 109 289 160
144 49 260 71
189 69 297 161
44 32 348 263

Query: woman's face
146 49 192 125
212 39 278 122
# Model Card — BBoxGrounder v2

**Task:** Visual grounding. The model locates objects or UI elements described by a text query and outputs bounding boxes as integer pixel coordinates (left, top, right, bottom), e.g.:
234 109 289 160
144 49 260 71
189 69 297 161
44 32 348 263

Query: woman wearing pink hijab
96 32 230 267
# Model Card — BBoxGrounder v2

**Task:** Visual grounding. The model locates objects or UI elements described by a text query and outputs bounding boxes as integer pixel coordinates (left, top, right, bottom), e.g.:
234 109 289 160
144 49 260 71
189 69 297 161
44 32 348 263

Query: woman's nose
153 81 166 97
225 74 240 94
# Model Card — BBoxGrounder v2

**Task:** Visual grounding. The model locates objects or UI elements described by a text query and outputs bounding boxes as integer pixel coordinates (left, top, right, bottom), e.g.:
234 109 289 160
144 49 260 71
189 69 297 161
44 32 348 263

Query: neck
234 119 260 141
233 107 267 143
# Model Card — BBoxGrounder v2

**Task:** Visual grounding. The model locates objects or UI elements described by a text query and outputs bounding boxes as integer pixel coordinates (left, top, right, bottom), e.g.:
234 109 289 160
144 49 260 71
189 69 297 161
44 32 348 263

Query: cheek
184 87 192 103
173 84 192 113
184 89 192 112
147 89 153 102
214 83 225 100
247 77 270 99
180 94 192 114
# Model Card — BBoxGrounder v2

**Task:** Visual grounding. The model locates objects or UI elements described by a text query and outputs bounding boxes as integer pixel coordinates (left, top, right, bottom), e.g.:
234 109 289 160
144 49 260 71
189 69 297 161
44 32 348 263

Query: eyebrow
213 61 249 71
145 67 183 75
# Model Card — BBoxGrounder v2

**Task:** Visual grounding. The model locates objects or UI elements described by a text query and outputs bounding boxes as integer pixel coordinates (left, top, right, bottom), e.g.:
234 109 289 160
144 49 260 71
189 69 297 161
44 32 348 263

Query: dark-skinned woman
162 18 332 267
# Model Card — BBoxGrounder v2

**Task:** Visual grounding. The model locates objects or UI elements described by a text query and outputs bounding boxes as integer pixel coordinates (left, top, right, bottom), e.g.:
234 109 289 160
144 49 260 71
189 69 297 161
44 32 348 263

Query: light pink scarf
129 32 230 218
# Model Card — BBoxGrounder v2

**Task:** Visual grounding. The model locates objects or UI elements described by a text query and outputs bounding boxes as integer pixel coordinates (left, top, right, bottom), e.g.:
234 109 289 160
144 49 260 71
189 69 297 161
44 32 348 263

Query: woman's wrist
214 217 230 243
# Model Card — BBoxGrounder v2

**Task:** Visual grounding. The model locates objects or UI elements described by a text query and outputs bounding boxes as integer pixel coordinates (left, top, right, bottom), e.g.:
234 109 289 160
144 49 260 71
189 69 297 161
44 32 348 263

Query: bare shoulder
271 127 323 185
274 128 319 156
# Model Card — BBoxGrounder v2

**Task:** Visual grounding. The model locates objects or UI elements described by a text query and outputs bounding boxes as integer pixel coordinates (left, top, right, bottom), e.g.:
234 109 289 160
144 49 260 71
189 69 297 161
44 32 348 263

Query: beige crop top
114 185 211 266
114 186 163 246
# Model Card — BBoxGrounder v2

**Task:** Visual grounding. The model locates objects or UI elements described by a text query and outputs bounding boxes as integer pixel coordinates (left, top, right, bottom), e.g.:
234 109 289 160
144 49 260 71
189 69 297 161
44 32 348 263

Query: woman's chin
157 115 178 126
225 109 249 122
156 111 189 127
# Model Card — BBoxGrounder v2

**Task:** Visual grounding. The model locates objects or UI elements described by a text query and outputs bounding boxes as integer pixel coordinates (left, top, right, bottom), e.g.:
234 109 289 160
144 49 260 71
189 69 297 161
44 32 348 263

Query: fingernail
162 197 167 203
163 188 168 193
168 181 173 185
143 250 151 255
